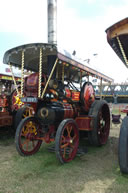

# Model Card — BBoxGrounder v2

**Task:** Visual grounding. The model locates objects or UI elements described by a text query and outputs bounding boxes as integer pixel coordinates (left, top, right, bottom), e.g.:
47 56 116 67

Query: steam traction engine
3 43 112 163
106 17 128 174
0 74 21 127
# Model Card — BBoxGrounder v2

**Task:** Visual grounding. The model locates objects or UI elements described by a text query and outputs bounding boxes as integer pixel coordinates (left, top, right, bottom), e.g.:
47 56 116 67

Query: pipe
47 0 57 44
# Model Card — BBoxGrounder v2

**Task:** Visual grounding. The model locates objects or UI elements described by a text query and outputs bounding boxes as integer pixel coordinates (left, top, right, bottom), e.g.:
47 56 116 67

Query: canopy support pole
62 63 64 83
38 48 43 98
116 36 128 67
41 58 58 99
9 62 19 96
100 78 103 100
21 50 25 97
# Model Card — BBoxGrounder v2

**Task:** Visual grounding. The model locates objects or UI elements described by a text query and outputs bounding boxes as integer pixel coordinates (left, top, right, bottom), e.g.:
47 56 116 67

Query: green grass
0 134 128 193
0 105 128 193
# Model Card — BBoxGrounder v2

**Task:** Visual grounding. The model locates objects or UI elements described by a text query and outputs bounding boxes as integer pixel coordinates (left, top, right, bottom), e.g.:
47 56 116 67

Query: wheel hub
65 137 73 144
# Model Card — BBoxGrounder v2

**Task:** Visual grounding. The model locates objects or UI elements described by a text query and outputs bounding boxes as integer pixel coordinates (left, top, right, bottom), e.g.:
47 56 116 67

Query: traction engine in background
0 75 22 127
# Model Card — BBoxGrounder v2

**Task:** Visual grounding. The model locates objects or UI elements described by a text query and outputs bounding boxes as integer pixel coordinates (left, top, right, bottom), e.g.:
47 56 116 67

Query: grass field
0 105 128 193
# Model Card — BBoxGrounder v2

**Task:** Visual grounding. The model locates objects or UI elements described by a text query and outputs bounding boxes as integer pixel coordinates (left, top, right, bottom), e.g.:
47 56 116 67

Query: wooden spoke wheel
55 119 79 164
15 116 42 156
80 82 95 112
14 106 34 129
10 87 23 112
88 100 110 146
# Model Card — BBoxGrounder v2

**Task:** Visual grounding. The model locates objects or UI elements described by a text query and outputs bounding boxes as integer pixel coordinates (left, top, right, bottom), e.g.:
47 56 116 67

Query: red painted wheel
55 119 79 163
88 100 110 146
10 87 23 112
80 82 95 112
15 116 42 156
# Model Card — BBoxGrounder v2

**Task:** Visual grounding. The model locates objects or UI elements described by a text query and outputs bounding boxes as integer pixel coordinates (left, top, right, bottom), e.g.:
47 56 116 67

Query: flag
5 68 11 73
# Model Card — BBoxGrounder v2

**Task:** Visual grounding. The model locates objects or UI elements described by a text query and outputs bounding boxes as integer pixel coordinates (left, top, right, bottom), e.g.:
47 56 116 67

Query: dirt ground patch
0 120 128 193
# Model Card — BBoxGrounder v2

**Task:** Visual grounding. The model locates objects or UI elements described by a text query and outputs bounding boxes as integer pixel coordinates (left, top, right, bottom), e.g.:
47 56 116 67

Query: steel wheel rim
18 119 42 155
59 121 79 162
98 104 110 144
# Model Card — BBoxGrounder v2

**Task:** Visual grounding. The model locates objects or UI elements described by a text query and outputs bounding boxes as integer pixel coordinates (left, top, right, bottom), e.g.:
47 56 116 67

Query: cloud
0 0 47 42
1 0 128 82
57 0 128 82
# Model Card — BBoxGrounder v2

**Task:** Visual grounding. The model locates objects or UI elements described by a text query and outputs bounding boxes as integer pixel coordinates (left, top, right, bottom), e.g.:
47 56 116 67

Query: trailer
106 17 128 174
3 43 113 163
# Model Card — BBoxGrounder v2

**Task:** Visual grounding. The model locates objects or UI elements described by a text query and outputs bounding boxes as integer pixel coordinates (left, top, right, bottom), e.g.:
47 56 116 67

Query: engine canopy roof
3 43 113 83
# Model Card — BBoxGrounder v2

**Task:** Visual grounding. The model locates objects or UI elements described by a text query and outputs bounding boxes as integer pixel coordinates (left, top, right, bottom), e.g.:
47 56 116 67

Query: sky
1 0 128 83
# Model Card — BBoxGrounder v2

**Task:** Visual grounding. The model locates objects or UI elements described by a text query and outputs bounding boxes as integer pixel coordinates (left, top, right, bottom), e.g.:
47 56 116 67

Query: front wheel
118 116 128 174
55 119 79 164
15 116 42 156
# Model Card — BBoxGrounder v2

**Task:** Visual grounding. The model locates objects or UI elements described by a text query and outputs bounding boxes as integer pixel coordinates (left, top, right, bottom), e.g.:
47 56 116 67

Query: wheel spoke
21 139 29 147
29 109 32 116
32 140 35 148
68 148 72 158
70 144 74 149
22 126 28 136
63 147 66 158
61 142 69 149
72 134 76 141
60 135 66 143
66 126 72 137
26 140 29 151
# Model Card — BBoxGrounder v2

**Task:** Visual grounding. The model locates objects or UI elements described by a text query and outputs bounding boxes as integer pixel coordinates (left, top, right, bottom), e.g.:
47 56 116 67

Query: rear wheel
118 116 128 174
15 116 42 156
55 119 79 164
88 100 110 146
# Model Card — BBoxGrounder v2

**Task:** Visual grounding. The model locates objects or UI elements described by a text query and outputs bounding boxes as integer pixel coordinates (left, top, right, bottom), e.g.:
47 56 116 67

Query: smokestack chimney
47 0 57 45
